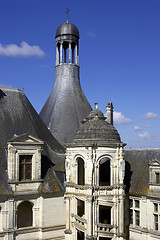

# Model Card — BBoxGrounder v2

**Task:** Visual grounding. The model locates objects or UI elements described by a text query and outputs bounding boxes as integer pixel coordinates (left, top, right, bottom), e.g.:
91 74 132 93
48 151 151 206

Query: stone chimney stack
106 102 113 125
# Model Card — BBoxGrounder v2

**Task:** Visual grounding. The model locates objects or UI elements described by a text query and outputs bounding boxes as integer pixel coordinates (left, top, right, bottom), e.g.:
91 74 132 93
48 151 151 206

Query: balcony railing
97 223 114 234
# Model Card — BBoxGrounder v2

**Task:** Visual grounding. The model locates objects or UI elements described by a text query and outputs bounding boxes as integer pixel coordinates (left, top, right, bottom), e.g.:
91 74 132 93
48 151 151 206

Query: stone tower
65 103 126 240
40 22 92 143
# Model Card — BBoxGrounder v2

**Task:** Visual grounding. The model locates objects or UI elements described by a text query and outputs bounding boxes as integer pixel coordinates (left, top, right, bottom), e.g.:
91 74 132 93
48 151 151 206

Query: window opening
17 201 33 228
99 205 111 224
153 203 159 231
129 199 140 226
156 172 160 184
99 158 110 186
135 211 140 226
71 43 75 63
77 199 85 217
77 230 84 240
19 155 32 181
63 41 69 63
77 158 85 185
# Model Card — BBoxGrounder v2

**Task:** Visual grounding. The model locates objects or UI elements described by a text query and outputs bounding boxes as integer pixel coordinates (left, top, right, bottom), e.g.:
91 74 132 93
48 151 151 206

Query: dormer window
19 155 32 181
7 133 44 192
149 159 160 185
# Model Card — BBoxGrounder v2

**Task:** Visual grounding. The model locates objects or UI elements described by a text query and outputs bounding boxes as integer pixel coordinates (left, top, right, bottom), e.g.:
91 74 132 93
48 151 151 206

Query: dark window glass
99 158 110 186
154 214 158 231
156 172 160 184
77 230 84 240
129 199 133 208
99 205 111 224
135 200 140 208
19 155 32 181
129 209 133 224
77 158 85 185
135 211 140 226
154 203 158 212
77 199 85 217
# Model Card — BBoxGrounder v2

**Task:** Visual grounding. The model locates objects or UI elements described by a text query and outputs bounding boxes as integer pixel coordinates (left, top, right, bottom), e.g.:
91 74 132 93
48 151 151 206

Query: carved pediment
149 159 160 166
7 133 44 145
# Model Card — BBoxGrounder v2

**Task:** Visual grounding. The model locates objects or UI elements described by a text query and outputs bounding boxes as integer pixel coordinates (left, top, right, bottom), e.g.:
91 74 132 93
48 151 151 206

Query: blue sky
0 0 160 148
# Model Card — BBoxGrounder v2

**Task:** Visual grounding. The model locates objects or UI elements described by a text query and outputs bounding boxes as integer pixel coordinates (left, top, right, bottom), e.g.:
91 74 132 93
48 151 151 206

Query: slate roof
72 107 122 146
40 68 92 143
0 87 65 195
124 148 160 196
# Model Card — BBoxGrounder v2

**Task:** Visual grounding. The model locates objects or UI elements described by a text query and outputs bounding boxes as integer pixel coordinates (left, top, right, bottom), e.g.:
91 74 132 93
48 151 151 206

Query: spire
40 21 92 143
65 8 70 23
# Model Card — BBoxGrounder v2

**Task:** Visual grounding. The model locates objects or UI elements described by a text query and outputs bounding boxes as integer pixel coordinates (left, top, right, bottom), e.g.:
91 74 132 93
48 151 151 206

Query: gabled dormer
149 159 160 186
7 133 44 192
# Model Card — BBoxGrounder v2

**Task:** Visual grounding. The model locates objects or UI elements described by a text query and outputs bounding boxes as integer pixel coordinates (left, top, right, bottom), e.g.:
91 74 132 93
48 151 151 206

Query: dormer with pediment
7 133 44 192
149 159 160 187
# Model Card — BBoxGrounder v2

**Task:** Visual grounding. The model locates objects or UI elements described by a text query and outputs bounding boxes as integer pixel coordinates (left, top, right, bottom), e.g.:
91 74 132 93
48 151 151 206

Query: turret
40 21 92 143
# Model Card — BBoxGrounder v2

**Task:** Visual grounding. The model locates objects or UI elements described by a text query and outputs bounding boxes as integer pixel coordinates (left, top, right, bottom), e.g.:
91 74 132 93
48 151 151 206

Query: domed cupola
73 103 122 145
56 22 79 38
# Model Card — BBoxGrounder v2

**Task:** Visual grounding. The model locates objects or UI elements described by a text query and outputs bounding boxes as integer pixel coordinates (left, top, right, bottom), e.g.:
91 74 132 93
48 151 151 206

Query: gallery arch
17 201 33 228
77 157 85 185
99 157 110 186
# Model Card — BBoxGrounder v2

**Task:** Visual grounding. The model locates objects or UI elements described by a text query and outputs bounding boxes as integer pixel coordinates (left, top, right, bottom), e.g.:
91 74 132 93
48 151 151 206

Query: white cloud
142 112 158 119
138 131 150 140
0 41 45 57
134 126 141 131
113 111 133 125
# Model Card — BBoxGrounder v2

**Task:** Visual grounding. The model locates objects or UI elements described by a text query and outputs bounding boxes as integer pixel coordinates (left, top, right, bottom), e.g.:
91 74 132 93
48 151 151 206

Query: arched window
17 201 33 228
77 157 85 185
99 157 110 186
63 41 69 63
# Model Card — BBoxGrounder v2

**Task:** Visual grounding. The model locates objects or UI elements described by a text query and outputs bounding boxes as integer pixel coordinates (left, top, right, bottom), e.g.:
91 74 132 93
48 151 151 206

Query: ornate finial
94 102 98 110
66 8 70 23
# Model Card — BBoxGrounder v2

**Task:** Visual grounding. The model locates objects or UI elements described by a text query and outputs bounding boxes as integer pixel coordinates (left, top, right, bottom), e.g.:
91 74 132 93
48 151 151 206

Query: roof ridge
0 86 23 92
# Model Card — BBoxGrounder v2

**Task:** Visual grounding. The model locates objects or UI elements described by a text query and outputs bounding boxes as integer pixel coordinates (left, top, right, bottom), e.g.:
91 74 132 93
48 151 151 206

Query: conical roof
40 72 92 143
73 104 121 146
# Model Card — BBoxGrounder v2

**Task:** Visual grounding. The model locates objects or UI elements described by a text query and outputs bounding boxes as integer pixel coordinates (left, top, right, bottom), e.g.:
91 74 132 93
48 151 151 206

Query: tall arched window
17 201 33 228
77 157 85 185
99 157 110 186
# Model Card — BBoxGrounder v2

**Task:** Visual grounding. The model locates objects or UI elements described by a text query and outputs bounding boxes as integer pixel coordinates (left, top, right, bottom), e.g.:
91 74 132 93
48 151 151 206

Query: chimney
106 102 113 125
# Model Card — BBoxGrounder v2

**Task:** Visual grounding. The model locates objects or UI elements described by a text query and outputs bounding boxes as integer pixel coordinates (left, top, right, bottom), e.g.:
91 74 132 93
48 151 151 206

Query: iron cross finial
66 8 70 23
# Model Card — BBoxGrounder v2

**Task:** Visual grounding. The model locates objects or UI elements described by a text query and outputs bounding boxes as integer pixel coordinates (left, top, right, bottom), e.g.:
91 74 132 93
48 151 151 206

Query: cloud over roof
113 111 133 125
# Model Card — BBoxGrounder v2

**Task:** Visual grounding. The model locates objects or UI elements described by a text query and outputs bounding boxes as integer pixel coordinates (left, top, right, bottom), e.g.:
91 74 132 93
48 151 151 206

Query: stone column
7 145 16 182
75 44 78 65
69 42 71 63
86 197 93 238
72 46 74 63
60 43 63 63
56 44 59 65
77 43 79 65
